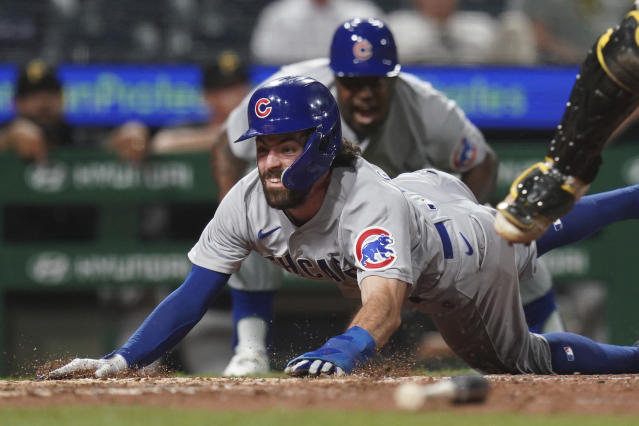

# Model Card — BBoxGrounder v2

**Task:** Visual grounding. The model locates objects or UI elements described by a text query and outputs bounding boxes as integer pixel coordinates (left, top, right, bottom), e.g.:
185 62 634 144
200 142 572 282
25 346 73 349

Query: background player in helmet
216 18 566 376
48 76 639 379
495 9 639 243
220 18 497 200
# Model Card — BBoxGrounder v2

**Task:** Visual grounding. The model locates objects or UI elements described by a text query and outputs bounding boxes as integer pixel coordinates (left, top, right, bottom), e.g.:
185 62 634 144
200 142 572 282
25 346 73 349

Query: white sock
235 317 268 353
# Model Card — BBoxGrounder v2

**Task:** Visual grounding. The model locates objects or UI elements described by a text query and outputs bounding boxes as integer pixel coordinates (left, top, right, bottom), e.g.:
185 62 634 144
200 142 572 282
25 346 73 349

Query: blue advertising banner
0 66 16 124
0 65 210 126
0 64 578 129
58 65 209 126
403 65 577 130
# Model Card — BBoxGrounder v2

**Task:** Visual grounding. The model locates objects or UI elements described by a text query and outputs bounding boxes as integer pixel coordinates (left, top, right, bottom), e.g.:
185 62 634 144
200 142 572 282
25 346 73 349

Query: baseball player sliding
50 76 639 379
496 7 639 243
216 18 560 376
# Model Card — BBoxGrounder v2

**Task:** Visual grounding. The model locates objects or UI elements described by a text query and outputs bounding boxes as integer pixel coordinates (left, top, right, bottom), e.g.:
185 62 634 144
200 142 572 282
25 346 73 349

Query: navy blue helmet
235 76 342 191
330 18 400 77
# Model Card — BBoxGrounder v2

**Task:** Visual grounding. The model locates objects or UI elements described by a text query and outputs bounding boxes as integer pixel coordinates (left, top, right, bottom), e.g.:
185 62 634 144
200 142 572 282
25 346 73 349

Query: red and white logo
563 346 575 361
255 98 272 118
354 227 396 270
353 39 373 61
452 138 478 169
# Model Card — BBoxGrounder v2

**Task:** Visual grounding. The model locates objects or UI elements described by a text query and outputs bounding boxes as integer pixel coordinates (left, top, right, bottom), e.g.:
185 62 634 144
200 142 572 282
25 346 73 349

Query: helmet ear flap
281 130 323 191
281 118 342 191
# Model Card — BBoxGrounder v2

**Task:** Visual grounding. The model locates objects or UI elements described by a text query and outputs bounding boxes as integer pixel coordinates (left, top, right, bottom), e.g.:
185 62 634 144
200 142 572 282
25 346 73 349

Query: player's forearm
151 127 219 154
349 277 408 347
349 298 400 348
211 132 248 202
116 266 229 367
284 277 406 376
461 149 498 204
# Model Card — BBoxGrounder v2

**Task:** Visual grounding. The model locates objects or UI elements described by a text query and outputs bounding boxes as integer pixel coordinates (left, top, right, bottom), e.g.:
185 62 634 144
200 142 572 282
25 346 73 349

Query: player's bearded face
336 76 395 137
260 170 310 209
256 132 311 210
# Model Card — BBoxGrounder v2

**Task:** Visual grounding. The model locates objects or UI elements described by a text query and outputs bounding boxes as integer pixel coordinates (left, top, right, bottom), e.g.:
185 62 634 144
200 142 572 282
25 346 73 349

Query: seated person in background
0 60 74 162
387 0 498 64
250 0 384 65
0 58 157 163
109 50 251 163
0 60 114 242
516 0 630 64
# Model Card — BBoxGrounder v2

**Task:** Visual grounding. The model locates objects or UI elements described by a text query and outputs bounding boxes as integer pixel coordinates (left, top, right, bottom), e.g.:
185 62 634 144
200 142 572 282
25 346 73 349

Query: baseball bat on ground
394 374 490 411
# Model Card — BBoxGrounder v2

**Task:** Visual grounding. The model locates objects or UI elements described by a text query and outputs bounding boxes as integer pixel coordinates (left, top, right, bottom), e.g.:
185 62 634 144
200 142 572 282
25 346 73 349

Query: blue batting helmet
235 76 342 191
330 18 400 77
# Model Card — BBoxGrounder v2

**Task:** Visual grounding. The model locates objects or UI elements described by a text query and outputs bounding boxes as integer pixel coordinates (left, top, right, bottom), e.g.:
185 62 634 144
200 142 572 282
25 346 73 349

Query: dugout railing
0 144 638 375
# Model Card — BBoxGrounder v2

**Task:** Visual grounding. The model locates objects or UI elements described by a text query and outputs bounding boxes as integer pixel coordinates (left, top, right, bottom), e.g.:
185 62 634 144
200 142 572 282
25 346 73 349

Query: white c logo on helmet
255 98 272 118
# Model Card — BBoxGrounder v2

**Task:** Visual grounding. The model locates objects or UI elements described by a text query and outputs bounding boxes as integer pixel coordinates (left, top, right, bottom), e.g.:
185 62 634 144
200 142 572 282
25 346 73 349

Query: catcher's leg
496 11 639 242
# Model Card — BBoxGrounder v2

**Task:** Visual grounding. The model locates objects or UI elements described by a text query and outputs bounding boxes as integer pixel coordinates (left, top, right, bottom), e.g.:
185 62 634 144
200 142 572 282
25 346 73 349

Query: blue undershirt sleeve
537 185 639 257
113 265 229 367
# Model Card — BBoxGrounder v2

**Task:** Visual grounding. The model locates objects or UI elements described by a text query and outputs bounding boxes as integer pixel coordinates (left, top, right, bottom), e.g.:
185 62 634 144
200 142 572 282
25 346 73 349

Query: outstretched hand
284 326 376 377
285 356 345 377
48 354 128 379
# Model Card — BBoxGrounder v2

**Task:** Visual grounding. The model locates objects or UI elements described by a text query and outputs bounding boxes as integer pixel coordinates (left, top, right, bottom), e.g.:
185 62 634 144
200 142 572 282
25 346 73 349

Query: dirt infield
1 374 639 414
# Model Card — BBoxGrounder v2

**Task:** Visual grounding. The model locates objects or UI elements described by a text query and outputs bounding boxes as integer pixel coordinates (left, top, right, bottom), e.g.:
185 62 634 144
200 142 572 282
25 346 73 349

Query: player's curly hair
331 138 361 169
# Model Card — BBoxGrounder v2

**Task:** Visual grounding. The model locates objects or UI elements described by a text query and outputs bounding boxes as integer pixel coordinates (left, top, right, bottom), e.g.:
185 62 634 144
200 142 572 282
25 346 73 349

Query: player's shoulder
337 159 414 229
393 71 460 122
279 59 333 84
281 58 330 72
393 168 478 203
396 71 444 99
350 159 407 201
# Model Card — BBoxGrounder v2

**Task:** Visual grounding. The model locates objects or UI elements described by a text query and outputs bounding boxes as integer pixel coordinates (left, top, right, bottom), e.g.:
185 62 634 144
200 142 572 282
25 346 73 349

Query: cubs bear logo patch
452 138 478 169
255 98 272 118
354 227 396 270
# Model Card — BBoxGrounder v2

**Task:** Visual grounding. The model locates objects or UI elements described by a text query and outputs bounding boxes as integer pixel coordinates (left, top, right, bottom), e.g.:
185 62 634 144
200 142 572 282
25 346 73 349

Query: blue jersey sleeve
113 265 229 367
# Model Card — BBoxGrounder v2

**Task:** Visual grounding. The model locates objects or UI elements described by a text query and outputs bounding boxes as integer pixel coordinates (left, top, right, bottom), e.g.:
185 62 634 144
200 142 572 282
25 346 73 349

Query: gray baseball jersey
226 59 489 177
189 158 553 374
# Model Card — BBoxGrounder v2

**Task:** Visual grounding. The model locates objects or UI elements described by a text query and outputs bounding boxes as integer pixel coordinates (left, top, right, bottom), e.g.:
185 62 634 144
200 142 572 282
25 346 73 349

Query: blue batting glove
285 326 376 376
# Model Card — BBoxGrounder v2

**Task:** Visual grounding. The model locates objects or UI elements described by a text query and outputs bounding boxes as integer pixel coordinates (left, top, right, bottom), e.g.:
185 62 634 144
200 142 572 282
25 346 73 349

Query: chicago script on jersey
265 253 357 283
